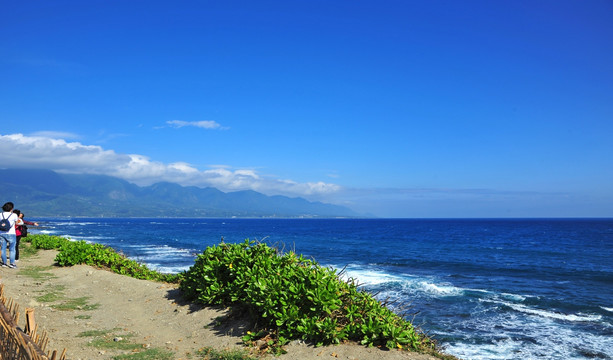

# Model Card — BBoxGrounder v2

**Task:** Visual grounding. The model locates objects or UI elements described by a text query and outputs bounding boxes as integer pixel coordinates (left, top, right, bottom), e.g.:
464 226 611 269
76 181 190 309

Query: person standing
13 209 38 263
0 202 18 268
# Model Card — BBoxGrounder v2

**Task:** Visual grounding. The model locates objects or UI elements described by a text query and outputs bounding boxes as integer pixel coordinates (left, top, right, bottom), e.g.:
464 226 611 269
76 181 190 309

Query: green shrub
29 234 72 250
180 240 434 352
26 235 178 283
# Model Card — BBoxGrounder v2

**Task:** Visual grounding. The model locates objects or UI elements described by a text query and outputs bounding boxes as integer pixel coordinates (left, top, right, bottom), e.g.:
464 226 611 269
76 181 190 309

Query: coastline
0 246 441 360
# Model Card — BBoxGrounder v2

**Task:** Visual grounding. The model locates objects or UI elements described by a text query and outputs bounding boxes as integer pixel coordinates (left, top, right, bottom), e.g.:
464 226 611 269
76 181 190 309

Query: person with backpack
13 209 38 263
0 202 19 268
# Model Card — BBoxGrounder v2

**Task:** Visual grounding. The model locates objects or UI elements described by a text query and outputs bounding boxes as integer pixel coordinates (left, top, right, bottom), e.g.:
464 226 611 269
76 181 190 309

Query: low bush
30 234 70 250
25 235 178 283
180 240 435 352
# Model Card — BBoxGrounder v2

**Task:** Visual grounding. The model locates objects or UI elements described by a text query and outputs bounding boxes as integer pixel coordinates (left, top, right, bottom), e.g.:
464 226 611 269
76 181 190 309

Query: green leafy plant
29 234 71 250
25 235 179 283
180 240 436 354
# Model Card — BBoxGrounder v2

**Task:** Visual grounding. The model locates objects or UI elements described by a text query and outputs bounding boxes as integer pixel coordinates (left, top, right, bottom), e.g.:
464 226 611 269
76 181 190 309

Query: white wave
59 235 93 243
601 306 613 313
148 263 192 274
339 267 406 285
413 280 464 296
123 244 196 259
444 308 613 360
509 304 601 322
337 266 465 297
469 288 491 294
51 222 98 226
500 292 526 302
75 235 114 241
112 245 196 274
484 299 603 323
445 338 528 360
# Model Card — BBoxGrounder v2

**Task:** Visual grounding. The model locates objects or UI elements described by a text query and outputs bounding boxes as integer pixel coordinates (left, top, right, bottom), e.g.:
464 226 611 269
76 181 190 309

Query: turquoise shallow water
34 218 613 359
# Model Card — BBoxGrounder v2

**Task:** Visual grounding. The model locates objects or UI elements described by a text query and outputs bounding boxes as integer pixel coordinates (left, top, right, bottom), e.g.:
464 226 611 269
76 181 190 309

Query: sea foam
411 280 464 296
338 266 406 285
338 265 465 297
483 299 603 323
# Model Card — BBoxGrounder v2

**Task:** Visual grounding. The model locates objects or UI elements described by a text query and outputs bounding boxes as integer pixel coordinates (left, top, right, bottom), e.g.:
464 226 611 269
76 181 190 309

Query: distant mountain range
0 169 358 218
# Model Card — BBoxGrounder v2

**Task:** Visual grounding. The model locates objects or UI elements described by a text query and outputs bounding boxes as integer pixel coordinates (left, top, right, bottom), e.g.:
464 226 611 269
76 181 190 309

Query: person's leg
8 234 16 266
1 235 7 265
15 235 21 261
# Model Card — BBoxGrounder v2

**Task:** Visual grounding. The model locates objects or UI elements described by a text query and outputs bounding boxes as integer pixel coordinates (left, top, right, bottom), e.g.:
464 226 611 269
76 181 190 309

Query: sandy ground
0 247 442 360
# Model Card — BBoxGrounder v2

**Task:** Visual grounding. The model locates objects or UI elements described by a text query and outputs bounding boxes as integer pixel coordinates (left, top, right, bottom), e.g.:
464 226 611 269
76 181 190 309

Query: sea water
32 218 613 359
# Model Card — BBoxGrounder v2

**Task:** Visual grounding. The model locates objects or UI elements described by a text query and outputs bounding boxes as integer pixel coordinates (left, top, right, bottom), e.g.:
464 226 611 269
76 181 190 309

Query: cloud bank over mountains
0 133 341 199
3 133 602 218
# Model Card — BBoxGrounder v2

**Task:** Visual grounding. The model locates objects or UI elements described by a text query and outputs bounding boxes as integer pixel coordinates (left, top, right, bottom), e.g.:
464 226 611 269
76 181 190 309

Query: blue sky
1 0 612 217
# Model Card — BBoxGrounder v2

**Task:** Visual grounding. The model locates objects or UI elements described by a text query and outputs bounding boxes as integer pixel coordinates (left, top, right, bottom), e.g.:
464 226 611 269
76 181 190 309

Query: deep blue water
31 218 613 359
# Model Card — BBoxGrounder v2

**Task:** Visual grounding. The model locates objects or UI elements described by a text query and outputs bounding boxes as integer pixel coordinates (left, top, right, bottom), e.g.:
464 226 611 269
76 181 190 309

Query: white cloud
0 133 340 199
30 130 81 140
166 120 227 130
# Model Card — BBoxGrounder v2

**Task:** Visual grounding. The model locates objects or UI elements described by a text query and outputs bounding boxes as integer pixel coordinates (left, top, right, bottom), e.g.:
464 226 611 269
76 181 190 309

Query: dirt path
0 248 441 360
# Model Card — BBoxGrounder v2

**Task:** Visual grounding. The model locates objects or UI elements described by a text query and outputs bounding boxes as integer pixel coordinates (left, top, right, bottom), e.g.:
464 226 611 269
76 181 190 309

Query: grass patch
52 296 100 311
47 284 66 292
197 347 255 360
78 329 114 337
90 334 140 351
35 286 98 311
36 292 63 303
112 348 175 360
75 314 92 320
81 330 140 351
18 242 39 258
79 330 174 359
18 266 56 280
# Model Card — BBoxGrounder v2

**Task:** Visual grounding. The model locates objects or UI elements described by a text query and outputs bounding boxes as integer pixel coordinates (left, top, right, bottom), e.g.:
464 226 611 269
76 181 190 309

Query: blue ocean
31 218 613 360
